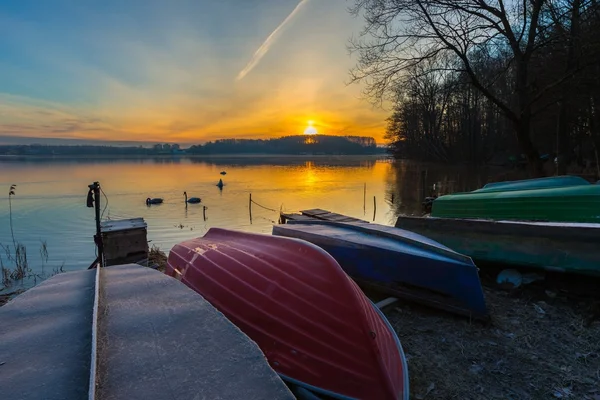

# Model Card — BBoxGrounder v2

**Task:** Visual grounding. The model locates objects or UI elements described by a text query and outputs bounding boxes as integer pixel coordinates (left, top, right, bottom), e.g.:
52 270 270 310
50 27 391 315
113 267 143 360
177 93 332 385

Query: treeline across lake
187 135 380 155
0 135 383 156
350 0 600 175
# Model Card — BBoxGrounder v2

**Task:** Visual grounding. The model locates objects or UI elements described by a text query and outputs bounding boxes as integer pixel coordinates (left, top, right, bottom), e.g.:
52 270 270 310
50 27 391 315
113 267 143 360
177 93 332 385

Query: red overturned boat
166 228 409 400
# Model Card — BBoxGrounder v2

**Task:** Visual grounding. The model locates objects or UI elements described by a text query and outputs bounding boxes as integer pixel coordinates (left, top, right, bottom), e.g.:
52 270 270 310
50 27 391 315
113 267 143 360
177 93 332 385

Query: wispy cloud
236 0 311 81
0 0 389 143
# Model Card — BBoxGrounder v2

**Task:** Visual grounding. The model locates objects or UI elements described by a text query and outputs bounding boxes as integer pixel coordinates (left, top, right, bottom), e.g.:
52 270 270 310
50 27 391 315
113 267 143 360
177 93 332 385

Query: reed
148 245 167 272
1 184 63 293
0 242 32 288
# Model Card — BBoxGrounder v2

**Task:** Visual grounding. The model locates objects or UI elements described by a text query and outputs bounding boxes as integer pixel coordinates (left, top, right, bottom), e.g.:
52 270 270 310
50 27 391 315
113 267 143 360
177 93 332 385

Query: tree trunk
556 0 582 176
515 56 543 177
515 116 543 177
556 101 570 175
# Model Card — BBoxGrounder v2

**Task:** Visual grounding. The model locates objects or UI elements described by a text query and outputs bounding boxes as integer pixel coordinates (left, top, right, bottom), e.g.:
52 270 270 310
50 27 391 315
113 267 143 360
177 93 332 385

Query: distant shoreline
0 153 392 160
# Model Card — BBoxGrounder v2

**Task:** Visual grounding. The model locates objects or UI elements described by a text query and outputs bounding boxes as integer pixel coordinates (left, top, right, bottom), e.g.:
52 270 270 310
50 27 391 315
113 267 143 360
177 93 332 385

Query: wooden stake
373 196 376 221
249 193 253 224
363 183 366 214
203 206 207 221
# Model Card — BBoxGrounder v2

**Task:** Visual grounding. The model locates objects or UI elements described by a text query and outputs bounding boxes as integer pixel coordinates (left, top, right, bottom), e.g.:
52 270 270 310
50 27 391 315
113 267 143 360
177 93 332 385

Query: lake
0 155 491 293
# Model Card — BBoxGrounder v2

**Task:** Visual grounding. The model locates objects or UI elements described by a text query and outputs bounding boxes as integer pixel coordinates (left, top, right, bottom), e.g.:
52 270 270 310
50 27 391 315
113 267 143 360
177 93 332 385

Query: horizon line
0 133 385 147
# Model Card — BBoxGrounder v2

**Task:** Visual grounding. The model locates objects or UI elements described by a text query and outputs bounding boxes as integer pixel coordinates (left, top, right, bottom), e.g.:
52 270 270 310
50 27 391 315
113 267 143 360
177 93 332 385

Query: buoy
216 179 224 188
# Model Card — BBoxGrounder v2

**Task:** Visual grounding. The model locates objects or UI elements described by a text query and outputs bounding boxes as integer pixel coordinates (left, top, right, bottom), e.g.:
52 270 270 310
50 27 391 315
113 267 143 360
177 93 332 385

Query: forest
187 135 379 155
349 0 600 176
0 135 381 156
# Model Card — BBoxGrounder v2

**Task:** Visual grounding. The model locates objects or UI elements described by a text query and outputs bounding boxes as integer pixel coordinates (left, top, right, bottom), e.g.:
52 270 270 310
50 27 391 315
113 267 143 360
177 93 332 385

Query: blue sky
0 0 388 143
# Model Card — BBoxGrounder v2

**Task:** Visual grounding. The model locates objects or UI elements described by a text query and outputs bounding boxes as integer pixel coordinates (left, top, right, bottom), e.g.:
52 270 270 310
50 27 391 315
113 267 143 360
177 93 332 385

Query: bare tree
349 0 557 175
545 0 582 174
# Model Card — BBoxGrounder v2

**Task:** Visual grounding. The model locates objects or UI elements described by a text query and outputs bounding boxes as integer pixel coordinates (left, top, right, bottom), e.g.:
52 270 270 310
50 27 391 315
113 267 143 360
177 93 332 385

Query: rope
250 199 278 213
256 216 277 224
100 187 109 220
250 198 304 215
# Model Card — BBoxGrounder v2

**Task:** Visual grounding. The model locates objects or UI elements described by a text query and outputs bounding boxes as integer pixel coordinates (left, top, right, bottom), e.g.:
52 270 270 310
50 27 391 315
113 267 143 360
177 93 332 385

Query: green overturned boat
431 176 600 223
395 176 600 276
473 175 590 193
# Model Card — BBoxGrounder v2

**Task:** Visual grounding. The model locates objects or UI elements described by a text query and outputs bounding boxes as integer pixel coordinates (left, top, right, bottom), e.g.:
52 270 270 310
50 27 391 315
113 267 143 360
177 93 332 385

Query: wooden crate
100 218 148 267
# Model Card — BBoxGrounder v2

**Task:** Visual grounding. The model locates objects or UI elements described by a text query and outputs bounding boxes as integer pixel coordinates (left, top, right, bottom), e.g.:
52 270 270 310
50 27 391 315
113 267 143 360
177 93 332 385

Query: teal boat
432 176 600 223
395 216 600 276
473 175 590 193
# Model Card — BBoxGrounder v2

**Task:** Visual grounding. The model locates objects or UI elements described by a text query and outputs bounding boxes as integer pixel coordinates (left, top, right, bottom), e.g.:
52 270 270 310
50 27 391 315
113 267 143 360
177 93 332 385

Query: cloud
236 0 311 81
0 0 390 144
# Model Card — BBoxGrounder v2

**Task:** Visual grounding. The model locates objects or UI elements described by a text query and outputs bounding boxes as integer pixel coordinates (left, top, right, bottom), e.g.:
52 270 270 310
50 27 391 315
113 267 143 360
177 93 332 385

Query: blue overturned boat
273 218 488 319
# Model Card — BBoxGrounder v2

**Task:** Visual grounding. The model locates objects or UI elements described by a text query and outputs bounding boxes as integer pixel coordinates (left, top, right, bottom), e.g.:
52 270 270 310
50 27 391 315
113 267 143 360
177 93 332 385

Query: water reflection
0 155 497 293
0 156 392 290
387 161 496 218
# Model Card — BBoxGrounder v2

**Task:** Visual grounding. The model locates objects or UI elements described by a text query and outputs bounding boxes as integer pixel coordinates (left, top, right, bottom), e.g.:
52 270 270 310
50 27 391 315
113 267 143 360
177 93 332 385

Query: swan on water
184 191 201 203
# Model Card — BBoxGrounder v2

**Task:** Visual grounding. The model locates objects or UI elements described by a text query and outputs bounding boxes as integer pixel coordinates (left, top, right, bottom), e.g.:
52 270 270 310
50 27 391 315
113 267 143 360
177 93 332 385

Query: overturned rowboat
431 176 600 223
166 228 409 400
273 219 488 319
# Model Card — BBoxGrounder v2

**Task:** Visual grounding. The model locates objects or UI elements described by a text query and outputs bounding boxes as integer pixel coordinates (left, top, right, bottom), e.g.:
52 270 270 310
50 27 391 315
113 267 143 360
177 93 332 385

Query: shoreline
0 153 391 160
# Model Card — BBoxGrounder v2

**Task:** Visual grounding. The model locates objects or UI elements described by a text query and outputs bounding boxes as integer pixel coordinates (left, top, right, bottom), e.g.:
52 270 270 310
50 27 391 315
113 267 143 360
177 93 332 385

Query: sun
304 120 318 135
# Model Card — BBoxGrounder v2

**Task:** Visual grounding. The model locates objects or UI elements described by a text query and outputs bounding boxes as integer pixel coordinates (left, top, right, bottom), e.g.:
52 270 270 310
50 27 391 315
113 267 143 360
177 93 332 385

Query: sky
0 0 390 145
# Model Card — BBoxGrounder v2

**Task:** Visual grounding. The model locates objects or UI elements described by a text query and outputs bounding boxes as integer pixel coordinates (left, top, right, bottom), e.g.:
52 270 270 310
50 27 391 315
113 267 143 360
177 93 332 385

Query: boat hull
273 220 487 319
395 216 600 276
474 175 590 193
432 182 600 223
166 228 409 400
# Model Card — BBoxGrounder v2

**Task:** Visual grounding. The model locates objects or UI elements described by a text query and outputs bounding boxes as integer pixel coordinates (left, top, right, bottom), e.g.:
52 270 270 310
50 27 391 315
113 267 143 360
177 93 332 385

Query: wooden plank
300 209 367 224
278 213 315 223
282 209 368 225
300 209 331 217
100 218 147 233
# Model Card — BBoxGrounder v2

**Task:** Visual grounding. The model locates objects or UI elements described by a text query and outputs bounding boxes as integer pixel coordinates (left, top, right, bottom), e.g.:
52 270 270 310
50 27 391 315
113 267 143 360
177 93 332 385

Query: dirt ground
384 286 600 400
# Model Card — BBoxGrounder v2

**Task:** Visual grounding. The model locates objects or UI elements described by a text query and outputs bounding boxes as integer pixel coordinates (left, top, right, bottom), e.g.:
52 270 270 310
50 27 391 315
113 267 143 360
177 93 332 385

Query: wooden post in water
203 206 207 221
363 183 366 215
373 196 377 221
249 193 253 224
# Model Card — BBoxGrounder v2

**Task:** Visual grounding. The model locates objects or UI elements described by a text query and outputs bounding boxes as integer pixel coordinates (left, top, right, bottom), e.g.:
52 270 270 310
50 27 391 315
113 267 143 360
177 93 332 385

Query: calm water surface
0 156 491 292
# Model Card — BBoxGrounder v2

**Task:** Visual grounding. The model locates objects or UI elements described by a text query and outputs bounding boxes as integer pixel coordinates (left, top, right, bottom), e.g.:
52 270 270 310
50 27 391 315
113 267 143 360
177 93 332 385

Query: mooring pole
363 183 366 214
249 193 253 224
373 196 377 222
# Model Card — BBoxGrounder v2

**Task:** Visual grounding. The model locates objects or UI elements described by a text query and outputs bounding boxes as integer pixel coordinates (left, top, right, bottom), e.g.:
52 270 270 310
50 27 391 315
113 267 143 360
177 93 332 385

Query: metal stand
87 181 104 269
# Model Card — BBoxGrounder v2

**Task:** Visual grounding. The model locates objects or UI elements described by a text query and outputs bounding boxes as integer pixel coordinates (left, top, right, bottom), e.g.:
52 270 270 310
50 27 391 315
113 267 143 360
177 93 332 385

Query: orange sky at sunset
0 1 390 145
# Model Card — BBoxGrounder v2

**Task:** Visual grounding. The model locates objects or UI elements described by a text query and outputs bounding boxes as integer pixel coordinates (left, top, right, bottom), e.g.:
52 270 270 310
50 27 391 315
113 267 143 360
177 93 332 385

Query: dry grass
148 245 168 272
385 288 600 400
0 289 25 307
